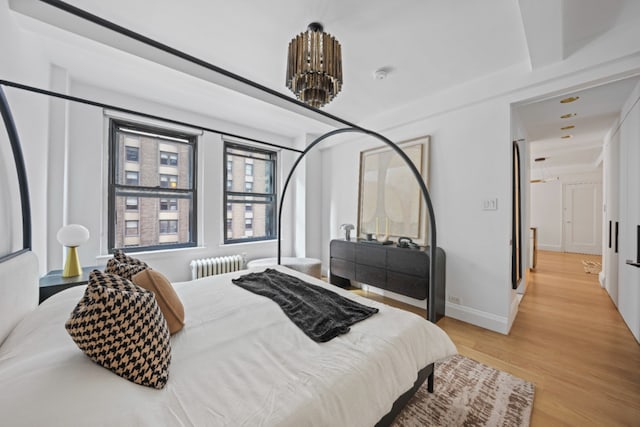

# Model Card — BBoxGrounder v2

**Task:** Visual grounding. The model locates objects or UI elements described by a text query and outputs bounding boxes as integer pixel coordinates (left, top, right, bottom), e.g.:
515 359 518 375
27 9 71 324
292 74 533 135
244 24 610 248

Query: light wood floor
353 250 640 426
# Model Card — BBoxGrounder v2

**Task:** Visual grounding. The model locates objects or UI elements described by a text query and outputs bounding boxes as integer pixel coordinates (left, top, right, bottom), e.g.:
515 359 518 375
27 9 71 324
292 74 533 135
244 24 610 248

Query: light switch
482 198 498 211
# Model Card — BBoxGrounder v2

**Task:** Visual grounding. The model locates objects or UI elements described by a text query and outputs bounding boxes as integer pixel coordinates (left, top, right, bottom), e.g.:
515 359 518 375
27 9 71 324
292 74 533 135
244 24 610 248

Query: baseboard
445 302 509 334
538 244 562 252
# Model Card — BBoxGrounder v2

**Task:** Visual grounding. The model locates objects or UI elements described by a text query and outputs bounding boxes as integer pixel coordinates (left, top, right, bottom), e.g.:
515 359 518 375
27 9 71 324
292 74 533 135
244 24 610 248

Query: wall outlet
448 295 461 305
482 198 498 211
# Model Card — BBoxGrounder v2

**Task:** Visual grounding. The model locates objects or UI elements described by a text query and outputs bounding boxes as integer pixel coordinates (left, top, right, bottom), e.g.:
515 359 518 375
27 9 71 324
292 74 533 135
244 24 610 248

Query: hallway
440 250 640 426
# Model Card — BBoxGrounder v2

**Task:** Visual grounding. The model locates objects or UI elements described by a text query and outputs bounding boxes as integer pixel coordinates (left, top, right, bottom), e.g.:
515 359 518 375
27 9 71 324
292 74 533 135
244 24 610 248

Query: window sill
96 245 208 262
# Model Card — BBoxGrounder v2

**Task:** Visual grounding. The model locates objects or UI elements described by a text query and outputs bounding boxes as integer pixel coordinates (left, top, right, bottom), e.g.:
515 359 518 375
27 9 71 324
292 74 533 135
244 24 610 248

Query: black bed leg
427 372 434 393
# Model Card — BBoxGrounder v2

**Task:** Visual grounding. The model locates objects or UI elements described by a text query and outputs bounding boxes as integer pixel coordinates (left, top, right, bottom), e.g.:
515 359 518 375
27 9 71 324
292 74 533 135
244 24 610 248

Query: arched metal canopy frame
0 85 31 257
277 127 443 323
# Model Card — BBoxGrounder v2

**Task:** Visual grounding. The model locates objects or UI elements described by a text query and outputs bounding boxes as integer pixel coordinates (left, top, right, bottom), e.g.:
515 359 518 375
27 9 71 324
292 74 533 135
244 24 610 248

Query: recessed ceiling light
560 96 580 103
561 135 572 139
561 125 575 130
560 113 576 119
534 157 547 162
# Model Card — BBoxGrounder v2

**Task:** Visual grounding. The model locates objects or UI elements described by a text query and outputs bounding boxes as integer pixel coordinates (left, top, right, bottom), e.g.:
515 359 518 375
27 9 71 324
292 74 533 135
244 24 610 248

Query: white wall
0 0 51 271
322 99 514 333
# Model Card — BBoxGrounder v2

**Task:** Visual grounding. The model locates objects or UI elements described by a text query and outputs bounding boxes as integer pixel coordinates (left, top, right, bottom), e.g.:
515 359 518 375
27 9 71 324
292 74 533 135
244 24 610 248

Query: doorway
563 182 602 254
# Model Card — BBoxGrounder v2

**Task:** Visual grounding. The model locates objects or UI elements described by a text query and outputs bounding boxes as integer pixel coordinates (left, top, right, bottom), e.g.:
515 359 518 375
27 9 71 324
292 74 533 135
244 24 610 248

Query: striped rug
393 355 534 427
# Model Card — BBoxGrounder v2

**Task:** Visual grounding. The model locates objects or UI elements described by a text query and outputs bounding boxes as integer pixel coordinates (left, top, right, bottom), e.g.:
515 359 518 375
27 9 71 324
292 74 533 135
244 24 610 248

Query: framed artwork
357 136 430 244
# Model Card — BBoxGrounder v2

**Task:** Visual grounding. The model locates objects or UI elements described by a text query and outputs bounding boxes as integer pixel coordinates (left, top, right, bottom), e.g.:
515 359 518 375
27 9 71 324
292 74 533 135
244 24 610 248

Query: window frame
223 141 277 244
108 119 198 253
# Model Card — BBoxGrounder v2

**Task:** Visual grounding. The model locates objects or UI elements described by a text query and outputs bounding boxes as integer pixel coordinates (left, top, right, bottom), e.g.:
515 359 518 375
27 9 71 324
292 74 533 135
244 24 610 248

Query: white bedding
0 265 456 427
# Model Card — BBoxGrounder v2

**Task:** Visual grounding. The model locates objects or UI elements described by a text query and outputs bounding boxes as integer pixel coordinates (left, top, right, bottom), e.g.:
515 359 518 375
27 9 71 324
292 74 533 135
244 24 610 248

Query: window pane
126 146 139 162
225 154 274 193
159 198 178 211
225 201 273 240
126 171 139 185
115 131 192 190
160 174 178 188
113 193 192 249
125 197 139 210
160 151 178 166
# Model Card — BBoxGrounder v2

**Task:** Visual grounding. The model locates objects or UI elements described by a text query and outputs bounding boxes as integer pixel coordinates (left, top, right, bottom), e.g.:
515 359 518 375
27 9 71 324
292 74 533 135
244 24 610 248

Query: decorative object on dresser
340 223 355 241
56 224 90 277
329 239 446 321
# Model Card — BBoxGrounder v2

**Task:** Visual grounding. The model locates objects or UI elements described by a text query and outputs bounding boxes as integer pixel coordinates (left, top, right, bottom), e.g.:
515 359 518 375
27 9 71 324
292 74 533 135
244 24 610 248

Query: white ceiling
8 0 640 146
517 76 640 173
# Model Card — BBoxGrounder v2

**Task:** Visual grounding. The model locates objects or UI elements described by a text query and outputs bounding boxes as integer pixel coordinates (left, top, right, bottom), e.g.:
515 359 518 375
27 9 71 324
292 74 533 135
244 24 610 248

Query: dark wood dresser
329 239 446 303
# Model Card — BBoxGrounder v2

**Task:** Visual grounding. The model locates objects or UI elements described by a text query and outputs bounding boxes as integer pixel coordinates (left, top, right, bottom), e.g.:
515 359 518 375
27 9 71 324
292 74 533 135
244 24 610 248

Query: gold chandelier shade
286 23 343 108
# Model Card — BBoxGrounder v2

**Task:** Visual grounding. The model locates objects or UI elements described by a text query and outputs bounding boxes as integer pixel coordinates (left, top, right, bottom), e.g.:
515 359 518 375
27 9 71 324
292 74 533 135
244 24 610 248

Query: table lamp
57 224 90 277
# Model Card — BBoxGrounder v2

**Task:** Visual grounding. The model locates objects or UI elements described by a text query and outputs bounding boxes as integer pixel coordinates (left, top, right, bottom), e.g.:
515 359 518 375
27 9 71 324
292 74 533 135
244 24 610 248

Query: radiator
190 254 245 280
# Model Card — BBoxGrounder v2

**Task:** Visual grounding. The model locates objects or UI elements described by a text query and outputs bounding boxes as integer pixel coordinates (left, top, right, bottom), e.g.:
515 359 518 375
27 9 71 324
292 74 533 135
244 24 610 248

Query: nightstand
39 266 99 303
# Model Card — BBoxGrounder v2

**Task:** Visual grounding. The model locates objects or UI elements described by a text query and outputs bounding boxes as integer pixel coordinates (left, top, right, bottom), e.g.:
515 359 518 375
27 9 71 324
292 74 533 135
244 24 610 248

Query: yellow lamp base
62 246 82 277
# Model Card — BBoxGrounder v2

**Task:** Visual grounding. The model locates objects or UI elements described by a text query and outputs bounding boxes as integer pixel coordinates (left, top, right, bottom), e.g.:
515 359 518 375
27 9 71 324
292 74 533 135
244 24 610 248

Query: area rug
582 260 601 274
392 354 535 427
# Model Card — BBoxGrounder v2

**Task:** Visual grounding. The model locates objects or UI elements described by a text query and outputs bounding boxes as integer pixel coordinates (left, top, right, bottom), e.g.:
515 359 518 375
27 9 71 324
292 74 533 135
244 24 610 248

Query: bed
0 34 456 423
0 261 456 426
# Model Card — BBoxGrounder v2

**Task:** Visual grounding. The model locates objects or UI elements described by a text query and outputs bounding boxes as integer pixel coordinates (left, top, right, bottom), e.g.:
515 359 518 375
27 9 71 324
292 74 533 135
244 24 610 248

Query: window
159 219 178 234
159 198 178 211
223 142 277 243
160 151 178 166
126 146 139 162
160 174 178 188
125 220 139 236
125 171 139 185
109 120 197 252
125 197 139 210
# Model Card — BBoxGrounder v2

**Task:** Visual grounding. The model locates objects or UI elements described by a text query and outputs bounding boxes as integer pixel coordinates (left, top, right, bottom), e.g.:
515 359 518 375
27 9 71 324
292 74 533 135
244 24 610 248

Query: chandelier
286 22 343 108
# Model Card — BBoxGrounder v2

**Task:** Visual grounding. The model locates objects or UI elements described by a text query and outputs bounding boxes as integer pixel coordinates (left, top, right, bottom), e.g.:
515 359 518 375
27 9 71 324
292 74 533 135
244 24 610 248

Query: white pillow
0 251 39 346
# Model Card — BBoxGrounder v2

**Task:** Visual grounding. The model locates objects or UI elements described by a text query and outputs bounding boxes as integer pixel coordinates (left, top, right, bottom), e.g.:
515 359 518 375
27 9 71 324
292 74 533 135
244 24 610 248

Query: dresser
329 239 446 302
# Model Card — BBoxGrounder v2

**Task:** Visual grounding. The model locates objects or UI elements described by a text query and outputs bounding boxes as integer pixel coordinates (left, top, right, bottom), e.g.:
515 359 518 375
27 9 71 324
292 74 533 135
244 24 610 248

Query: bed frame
0 2 445 424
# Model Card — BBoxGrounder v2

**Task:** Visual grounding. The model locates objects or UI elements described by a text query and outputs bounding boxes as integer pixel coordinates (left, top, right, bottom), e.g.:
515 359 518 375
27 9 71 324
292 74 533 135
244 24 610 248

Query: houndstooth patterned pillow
65 270 171 389
104 258 148 280
113 249 149 268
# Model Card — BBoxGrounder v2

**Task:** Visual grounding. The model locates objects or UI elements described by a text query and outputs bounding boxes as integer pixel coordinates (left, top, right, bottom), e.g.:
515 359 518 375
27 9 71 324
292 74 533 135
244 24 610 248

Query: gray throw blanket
232 269 379 342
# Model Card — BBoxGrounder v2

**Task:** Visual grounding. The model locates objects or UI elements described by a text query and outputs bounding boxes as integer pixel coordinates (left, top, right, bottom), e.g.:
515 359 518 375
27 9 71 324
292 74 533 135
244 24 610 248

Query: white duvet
0 266 456 427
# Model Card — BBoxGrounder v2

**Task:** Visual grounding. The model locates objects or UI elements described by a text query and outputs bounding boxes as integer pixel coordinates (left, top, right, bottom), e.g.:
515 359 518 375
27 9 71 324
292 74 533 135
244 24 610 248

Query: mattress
0 266 456 426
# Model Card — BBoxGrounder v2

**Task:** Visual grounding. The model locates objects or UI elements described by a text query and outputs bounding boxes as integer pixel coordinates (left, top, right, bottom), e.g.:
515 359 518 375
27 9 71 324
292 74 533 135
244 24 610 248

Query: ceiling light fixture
560 96 580 103
560 113 576 119
286 22 343 109
561 125 575 130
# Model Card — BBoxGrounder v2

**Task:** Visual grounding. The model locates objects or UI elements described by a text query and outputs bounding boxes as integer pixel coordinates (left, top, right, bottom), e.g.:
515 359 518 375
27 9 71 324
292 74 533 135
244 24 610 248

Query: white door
604 136 619 305
563 183 602 254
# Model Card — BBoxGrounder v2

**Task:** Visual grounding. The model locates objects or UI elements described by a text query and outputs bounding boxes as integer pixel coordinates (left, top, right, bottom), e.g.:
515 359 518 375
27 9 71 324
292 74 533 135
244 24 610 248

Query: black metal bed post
277 127 439 323
0 85 31 251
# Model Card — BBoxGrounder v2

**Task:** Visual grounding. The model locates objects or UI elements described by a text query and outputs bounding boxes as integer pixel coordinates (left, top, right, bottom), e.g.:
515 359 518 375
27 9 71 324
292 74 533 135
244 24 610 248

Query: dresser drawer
387 271 428 300
387 249 428 276
355 264 386 287
355 244 386 267
330 258 355 279
330 240 355 261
